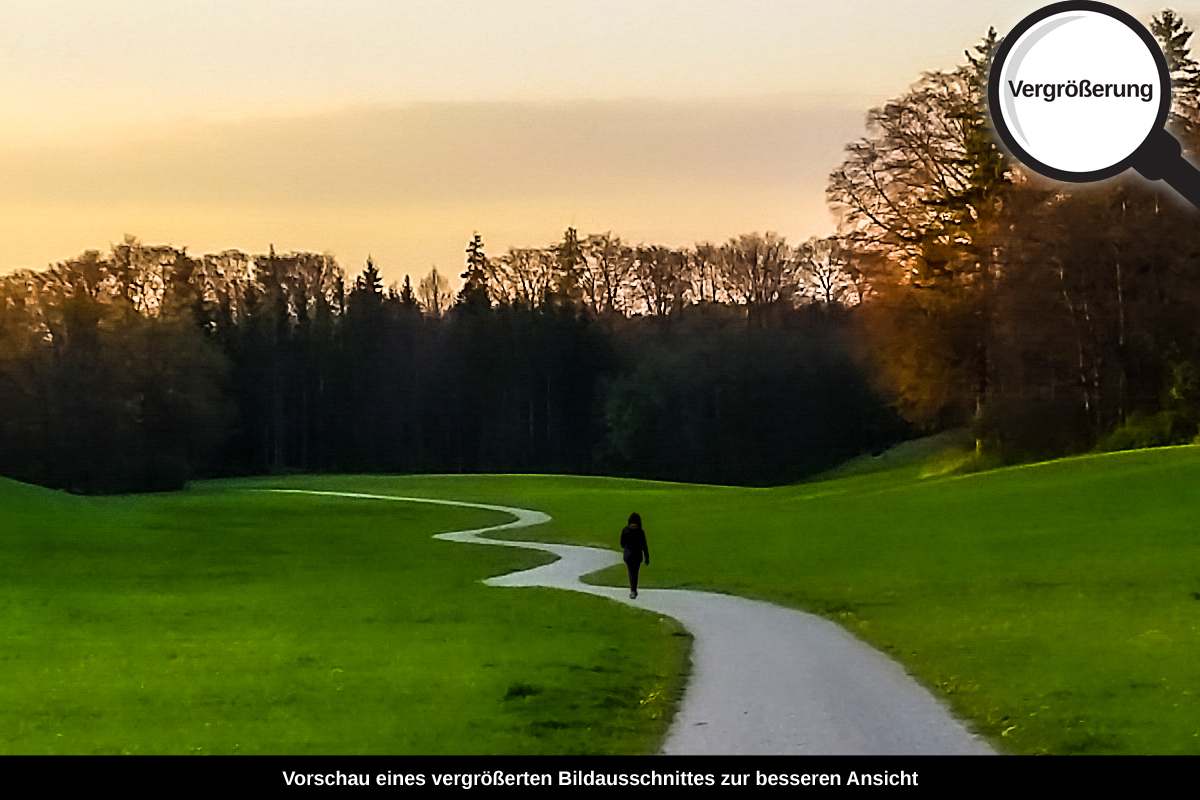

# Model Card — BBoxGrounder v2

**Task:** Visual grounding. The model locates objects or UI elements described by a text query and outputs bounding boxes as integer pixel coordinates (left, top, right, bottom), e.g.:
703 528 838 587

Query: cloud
0 98 867 278
0 98 864 204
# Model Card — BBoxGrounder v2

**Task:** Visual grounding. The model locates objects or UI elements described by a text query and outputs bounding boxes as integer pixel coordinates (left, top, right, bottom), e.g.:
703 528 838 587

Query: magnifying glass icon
989 0 1200 210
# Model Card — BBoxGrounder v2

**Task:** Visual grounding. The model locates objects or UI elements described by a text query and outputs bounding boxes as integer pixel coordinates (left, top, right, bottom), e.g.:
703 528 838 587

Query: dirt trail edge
267 489 994 756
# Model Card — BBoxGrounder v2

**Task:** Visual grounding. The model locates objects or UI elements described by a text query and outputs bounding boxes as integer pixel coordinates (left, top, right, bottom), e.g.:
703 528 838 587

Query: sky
1 0 1197 287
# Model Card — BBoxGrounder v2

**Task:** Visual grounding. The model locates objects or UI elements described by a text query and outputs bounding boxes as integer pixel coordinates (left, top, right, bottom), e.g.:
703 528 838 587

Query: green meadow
4 443 1200 754
0 481 686 755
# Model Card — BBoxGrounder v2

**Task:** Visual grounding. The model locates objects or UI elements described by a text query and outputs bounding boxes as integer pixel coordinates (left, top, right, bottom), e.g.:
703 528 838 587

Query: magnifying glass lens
997 10 1163 174
991 1 1200 209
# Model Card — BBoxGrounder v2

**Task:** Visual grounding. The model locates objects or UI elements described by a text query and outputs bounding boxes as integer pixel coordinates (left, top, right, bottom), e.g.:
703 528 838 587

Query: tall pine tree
457 233 491 310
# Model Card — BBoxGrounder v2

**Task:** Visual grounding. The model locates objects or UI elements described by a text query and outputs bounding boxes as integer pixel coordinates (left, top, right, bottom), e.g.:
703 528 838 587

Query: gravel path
268 489 994 755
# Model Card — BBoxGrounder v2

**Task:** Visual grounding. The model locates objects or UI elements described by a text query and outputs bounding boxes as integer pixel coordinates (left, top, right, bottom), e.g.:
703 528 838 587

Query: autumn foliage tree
829 13 1200 460
829 30 1013 429
0 241 233 491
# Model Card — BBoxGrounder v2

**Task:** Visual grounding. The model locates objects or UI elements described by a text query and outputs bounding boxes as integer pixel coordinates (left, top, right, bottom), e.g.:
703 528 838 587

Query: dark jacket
621 525 649 564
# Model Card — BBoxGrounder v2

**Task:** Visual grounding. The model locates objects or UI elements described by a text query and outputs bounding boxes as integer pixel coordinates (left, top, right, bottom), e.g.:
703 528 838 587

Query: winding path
268 489 994 755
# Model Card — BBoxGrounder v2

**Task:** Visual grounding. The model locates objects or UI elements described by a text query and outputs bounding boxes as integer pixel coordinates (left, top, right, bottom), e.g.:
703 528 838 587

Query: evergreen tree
552 227 586 307
398 275 420 311
457 233 492 310
1152 9 1200 145
348 257 385 315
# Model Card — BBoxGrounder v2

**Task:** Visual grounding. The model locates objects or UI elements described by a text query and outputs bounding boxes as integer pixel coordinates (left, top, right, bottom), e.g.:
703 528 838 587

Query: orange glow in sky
1 1 1193 286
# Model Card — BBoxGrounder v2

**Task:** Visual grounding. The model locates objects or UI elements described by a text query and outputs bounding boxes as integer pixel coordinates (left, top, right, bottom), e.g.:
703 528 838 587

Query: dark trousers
623 549 641 592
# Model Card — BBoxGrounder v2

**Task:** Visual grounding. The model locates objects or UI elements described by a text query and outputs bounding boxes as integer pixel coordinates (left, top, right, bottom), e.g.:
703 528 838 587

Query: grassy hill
0 480 686 754
453 445 1200 755
250 445 1200 755
5 444 1200 754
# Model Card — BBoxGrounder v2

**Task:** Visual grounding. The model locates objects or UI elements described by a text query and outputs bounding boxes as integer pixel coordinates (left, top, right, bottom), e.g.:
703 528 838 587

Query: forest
3 10 1200 493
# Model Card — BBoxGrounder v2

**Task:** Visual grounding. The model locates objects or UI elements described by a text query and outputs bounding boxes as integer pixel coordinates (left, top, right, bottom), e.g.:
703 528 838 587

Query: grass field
5 444 1200 754
0 479 687 754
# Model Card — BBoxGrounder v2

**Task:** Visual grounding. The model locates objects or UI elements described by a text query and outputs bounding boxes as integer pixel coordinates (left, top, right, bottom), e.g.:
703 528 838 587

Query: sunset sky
1 0 1194 287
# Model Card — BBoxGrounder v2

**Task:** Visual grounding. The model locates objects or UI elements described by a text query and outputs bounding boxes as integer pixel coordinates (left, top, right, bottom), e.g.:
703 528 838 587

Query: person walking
621 512 650 599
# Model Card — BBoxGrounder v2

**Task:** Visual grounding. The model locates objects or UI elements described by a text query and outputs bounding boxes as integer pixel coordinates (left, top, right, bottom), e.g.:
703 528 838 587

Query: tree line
463 228 865 318
7 9 1198 493
0 233 901 493
827 10 1200 461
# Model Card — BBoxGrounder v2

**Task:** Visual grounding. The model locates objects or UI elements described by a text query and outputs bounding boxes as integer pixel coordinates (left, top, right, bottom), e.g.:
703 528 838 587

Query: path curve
268 489 994 755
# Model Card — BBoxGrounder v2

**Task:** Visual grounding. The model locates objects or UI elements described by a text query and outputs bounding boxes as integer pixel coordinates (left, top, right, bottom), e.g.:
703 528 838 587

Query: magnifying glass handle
1132 128 1200 210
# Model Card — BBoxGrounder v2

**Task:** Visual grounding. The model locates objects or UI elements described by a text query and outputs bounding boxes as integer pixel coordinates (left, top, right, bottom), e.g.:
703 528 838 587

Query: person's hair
628 512 641 527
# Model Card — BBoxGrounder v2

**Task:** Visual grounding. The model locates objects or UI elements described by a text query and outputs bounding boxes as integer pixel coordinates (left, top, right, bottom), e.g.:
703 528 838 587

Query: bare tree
795 236 858 306
582 232 634 315
417 266 453 317
631 245 691 316
689 242 724 304
718 232 794 314
487 247 556 308
201 249 255 325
